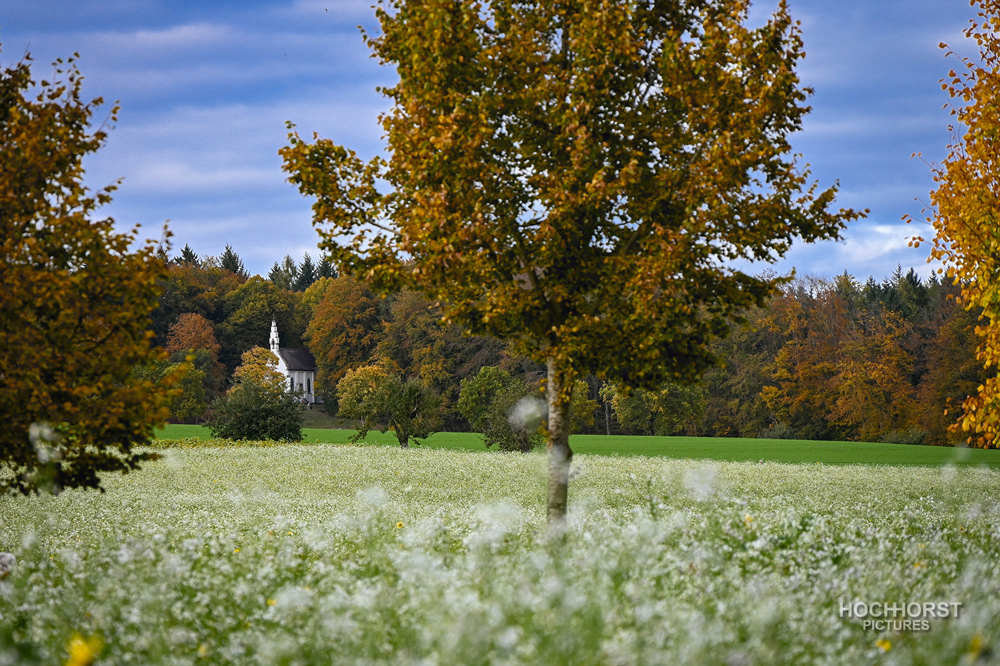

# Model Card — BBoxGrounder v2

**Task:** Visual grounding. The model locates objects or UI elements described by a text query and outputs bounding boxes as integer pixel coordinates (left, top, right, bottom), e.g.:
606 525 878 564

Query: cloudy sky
3 0 980 280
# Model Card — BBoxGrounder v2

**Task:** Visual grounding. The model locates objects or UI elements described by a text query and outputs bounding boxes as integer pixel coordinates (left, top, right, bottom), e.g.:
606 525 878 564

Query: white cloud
80 90 390 274
802 113 942 140
3 0 977 280
90 22 235 54
129 162 275 194
737 221 941 281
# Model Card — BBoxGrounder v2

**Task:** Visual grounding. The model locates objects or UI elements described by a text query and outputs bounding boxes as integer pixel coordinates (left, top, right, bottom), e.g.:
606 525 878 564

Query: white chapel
268 320 321 405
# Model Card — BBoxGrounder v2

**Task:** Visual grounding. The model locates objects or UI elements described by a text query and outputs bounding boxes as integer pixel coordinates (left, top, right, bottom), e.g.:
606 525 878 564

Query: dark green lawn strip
154 424 1000 468
568 435 1000 467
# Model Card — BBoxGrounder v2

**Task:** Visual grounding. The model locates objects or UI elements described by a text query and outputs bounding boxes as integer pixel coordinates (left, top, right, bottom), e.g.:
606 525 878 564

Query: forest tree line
153 245 988 446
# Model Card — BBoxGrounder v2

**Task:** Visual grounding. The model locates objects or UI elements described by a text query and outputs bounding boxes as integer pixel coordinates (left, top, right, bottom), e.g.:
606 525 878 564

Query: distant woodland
155 245 986 446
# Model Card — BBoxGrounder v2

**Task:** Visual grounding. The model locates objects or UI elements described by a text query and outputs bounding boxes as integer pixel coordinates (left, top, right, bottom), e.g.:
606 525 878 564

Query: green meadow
154 424 1000 468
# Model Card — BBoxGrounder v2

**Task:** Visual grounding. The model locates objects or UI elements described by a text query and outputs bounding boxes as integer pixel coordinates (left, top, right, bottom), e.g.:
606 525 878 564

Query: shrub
758 423 798 440
880 428 929 446
207 382 304 442
458 367 543 452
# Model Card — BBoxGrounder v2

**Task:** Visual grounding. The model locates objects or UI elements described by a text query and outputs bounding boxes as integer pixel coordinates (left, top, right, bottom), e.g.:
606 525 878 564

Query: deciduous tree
379 289 504 428
337 365 440 448
283 0 859 525
761 277 918 442
167 363 207 422
458 365 542 451
162 314 224 415
305 276 384 402
0 48 177 493
231 347 288 394
151 262 243 347
218 276 301 373
166 312 222 360
910 0 1000 448
602 382 705 436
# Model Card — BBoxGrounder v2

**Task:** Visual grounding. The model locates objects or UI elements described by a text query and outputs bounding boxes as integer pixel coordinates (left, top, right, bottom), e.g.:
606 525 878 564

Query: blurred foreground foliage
0 46 177 494
910 0 1000 448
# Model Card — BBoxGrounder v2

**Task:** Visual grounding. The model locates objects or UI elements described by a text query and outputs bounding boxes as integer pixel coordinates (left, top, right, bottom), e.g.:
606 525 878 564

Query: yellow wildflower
969 633 984 658
396 521 405 529
876 638 891 652
65 633 102 666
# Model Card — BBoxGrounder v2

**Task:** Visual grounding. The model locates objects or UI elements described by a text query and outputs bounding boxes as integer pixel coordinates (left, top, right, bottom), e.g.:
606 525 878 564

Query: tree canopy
337 364 440 448
0 48 176 493
910 0 1000 448
220 244 248 279
305 276 385 402
283 0 860 524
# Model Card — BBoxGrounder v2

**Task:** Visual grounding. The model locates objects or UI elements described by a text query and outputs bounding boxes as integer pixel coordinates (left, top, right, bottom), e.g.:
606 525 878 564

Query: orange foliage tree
910 0 1000 447
762 277 917 442
231 347 288 394
305 276 384 402
0 49 175 493
166 312 225 401
283 0 860 525
166 313 222 359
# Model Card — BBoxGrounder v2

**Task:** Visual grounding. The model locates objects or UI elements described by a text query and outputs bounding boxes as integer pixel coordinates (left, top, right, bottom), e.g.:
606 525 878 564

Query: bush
458 367 543 452
758 423 798 440
880 428 929 446
207 382 304 442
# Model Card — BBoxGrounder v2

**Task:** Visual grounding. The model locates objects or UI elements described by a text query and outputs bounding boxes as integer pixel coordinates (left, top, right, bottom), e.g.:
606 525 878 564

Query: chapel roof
278 347 317 372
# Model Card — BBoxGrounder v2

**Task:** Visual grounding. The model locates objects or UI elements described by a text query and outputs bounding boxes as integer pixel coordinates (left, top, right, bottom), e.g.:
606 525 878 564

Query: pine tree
220 244 248 278
268 255 298 290
317 254 337 279
178 244 199 266
295 252 318 291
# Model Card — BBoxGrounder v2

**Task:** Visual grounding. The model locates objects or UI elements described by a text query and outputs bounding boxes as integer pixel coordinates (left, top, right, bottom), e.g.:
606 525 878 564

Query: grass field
1 446 998 664
155 423 1000 468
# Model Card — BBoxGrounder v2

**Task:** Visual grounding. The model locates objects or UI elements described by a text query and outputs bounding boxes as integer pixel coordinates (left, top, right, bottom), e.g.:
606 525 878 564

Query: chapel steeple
269 319 280 355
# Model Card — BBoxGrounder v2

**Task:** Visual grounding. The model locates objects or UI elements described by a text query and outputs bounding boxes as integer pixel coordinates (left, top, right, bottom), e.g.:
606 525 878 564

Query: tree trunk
546 357 573 532
605 397 611 436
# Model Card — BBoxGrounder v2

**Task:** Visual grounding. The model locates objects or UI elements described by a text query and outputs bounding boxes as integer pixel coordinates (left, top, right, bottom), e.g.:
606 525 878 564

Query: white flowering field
1 444 998 665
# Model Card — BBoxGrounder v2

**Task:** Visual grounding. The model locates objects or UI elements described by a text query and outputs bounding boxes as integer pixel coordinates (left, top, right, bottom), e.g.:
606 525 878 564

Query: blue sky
2 0 979 280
